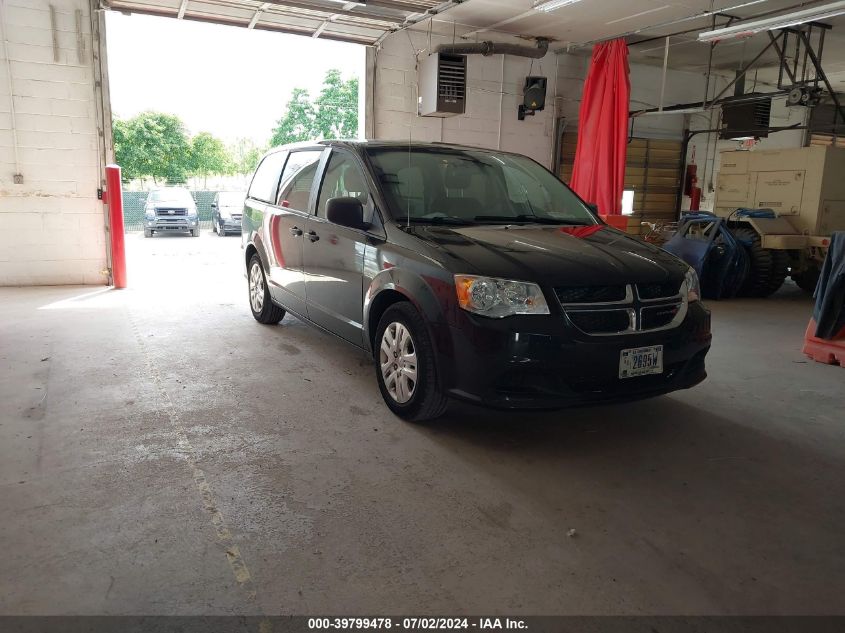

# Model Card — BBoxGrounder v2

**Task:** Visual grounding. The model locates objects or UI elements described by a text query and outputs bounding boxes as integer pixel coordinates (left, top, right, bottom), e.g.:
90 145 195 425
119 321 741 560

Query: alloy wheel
249 262 265 313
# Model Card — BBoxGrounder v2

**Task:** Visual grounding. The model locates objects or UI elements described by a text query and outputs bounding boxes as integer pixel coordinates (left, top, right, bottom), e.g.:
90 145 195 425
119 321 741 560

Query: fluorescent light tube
698 1 845 42
533 0 584 12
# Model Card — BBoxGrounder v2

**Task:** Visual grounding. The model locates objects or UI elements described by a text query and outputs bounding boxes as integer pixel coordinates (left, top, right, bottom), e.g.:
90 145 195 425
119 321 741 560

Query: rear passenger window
277 150 322 211
248 151 287 203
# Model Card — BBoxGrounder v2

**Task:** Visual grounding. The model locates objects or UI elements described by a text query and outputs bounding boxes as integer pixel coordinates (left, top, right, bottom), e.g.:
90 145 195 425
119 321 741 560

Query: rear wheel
248 255 285 324
792 265 820 294
144 229 152 238
732 227 788 297
374 303 448 422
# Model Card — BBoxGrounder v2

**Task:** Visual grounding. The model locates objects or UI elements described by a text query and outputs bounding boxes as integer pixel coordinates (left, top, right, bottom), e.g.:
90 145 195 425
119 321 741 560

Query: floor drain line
129 315 269 625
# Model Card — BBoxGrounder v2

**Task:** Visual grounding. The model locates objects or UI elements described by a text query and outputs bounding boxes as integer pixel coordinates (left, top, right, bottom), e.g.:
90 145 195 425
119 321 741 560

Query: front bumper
147 218 198 232
439 302 711 409
219 218 243 233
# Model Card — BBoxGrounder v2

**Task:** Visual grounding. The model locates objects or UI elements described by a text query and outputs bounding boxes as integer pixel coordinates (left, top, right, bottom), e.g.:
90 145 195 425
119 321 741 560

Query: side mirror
211 203 217 209
326 197 368 230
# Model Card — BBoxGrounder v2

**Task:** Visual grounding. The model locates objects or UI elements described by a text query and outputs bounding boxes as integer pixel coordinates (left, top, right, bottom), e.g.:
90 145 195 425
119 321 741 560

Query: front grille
558 281 687 336
641 304 681 330
555 285 627 304
567 310 631 334
156 208 187 216
637 280 682 300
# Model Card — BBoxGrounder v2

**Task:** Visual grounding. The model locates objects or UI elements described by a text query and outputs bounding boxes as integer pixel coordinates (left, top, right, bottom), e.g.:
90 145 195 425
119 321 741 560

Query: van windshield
365 147 597 226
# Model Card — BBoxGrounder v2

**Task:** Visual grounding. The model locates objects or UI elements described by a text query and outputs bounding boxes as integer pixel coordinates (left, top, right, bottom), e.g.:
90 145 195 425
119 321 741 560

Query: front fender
364 268 457 389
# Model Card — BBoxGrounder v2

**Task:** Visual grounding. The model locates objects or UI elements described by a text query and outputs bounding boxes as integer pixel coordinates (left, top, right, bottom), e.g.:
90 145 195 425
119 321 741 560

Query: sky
105 12 365 145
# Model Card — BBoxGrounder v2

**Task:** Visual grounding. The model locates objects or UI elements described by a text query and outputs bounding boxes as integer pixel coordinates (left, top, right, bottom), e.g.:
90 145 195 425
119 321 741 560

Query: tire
212 221 217 234
374 302 448 422
218 222 226 237
144 229 152 238
792 265 820 294
248 255 285 324
732 227 789 297
191 228 200 237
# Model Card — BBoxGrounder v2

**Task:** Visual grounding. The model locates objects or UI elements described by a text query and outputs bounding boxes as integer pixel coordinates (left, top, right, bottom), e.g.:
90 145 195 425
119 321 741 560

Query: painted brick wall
0 0 106 286
372 30 559 168
371 32 732 170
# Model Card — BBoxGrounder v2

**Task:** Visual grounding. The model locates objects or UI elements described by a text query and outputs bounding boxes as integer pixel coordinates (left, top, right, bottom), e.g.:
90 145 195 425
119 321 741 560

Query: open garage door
99 0 455 45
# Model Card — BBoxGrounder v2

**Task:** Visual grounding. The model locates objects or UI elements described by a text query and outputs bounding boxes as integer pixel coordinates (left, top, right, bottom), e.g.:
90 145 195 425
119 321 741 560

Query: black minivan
242 141 711 421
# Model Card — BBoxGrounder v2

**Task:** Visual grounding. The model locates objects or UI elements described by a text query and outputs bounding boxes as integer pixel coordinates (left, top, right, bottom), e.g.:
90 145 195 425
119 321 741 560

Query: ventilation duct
435 38 549 59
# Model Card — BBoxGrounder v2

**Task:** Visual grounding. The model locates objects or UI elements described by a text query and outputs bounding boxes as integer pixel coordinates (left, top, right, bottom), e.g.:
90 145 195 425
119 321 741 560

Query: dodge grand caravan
242 141 711 421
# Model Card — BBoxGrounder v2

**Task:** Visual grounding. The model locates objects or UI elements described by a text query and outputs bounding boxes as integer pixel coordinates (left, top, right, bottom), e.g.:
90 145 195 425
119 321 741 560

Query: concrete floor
1 230 844 616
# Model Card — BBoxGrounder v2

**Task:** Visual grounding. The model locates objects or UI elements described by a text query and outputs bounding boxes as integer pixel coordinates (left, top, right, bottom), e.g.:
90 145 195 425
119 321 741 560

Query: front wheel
191 228 200 237
374 303 448 422
144 229 152 238
248 255 285 324
218 222 226 237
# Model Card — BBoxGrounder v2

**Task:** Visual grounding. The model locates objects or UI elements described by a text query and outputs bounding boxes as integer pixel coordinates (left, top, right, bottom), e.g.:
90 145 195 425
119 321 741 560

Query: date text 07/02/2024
307 618 528 630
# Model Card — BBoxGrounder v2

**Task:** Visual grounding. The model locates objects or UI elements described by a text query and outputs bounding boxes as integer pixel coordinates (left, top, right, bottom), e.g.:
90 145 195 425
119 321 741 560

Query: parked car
212 191 246 236
242 141 712 421
144 188 199 237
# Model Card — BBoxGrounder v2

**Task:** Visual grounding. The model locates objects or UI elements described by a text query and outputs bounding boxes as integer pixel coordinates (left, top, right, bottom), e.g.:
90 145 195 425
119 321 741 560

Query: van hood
410 224 688 287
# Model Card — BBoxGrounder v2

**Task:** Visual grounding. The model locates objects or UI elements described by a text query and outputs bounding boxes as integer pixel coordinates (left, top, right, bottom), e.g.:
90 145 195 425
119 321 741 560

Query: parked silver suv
144 188 200 237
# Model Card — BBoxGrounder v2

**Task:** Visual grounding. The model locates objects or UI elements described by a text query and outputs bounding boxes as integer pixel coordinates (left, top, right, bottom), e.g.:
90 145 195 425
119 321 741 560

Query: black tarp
813 231 845 339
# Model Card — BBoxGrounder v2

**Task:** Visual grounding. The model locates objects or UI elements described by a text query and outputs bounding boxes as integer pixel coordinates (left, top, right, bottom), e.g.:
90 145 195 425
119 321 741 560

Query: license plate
619 345 663 379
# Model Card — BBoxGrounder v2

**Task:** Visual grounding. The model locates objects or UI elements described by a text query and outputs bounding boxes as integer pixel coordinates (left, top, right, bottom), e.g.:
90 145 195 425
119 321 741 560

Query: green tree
230 137 265 175
314 69 359 139
112 111 191 184
189 131 233 186
113 118 142 182
270 88 317 146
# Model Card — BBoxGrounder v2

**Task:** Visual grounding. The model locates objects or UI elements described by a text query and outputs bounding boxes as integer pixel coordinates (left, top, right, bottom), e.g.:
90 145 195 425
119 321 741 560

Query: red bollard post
104 164 127 289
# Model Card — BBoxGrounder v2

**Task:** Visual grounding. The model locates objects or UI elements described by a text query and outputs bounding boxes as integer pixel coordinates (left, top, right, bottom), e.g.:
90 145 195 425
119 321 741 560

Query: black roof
265 139 524 156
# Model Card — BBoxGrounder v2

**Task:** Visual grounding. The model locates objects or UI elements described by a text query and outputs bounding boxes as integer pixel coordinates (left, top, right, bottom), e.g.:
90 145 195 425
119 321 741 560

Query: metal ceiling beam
264 0 408 24
560 0 828 52
104 1 379 44
313 16 334 37
248 2 271 29
372 0 463 46
177 0 189 19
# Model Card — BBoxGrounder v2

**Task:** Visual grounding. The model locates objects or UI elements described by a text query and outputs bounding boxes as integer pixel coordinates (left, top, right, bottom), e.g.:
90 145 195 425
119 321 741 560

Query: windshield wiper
406 216 472 225
474 215 589 225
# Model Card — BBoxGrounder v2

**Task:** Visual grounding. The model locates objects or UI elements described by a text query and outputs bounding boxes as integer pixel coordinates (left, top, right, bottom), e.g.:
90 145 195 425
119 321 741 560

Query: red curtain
570 40 630 216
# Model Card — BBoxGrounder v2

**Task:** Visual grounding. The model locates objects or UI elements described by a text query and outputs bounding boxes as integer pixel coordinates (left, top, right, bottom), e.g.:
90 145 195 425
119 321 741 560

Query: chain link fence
123 191 223 232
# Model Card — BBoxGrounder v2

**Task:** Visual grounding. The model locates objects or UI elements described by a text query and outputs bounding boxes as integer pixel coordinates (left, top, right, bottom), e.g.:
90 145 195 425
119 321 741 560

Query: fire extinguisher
684 146 698 196
689 173 702 211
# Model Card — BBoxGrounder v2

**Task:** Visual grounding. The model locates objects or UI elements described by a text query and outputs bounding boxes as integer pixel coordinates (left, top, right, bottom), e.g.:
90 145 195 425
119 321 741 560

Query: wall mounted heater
419 53 467 117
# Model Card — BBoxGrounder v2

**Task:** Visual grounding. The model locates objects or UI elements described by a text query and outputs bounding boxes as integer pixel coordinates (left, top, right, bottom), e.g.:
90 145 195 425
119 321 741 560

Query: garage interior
2 0 845 622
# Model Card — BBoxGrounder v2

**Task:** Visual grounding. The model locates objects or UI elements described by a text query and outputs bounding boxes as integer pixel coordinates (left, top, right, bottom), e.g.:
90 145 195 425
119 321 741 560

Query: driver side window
317 152 373 221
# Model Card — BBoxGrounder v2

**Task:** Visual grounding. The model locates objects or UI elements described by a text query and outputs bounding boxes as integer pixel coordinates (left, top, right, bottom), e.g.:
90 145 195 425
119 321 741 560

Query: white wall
371 30 559 167
0 0 106 286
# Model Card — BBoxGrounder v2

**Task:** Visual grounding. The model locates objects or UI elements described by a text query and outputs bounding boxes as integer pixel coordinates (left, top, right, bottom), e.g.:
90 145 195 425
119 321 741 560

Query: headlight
455 275 550 318
144 208 155 219
685 267 701 303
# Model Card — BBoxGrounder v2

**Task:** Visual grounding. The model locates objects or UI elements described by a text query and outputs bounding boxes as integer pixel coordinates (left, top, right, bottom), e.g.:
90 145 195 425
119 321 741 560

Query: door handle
305 231 320 243
290 226 303 237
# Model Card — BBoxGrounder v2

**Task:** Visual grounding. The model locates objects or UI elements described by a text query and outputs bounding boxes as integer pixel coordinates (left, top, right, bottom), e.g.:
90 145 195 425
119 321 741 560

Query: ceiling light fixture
697 1 845 42
533 0 585 13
